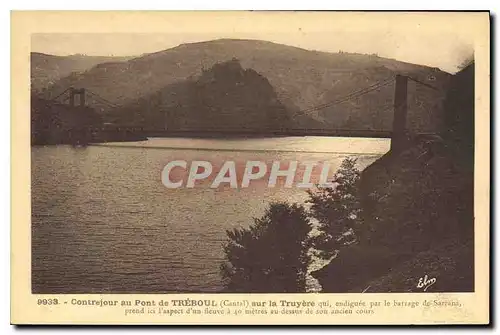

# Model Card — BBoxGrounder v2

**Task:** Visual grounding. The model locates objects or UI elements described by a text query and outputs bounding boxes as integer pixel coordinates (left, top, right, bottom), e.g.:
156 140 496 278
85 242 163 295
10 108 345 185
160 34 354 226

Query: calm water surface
31 136 390 293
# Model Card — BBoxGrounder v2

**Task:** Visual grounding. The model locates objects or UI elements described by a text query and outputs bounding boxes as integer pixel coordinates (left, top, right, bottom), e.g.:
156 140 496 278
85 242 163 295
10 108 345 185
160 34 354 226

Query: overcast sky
31 30 474 74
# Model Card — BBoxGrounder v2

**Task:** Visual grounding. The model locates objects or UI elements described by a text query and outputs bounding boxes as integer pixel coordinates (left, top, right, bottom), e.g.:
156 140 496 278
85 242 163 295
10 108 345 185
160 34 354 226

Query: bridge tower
390 74 409 153
68 87 86 107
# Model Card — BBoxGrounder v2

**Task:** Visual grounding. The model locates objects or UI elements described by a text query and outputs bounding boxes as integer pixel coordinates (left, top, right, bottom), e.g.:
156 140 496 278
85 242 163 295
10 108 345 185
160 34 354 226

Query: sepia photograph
10 10 490 325
30 29 475 295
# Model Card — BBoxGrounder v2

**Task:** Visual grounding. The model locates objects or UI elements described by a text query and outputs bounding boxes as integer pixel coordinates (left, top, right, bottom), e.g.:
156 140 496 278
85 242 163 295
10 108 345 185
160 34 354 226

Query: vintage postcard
11 11 490 325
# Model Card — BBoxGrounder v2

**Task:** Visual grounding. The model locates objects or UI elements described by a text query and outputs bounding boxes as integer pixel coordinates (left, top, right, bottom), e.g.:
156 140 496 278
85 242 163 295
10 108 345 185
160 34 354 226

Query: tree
221 202 312 293
307 157 362 258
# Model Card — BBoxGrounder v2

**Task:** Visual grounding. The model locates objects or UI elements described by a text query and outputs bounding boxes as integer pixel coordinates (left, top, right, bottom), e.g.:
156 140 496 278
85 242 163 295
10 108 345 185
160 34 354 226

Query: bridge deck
89 127 393 139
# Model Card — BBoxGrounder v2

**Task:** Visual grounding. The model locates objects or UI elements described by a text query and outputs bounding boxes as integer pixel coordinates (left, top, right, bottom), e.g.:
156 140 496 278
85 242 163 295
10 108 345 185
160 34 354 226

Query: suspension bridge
40 74 440 148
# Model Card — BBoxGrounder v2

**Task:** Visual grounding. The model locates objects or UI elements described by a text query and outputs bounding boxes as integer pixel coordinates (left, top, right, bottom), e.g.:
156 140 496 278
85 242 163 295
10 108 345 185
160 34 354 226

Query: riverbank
311 137 474 292
311 63 475 293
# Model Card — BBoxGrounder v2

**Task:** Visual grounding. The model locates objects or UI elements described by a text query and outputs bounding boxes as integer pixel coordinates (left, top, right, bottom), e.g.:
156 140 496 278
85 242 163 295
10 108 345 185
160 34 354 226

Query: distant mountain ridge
36 39 452 132
31 52 134 92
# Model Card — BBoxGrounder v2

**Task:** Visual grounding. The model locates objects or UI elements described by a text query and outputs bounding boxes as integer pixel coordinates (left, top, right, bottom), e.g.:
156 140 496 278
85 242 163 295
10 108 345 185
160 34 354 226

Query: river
31 136 390 293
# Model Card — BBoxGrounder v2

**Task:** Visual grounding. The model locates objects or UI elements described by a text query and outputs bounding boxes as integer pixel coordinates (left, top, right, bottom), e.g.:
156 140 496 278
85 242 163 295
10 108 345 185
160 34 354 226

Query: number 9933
37 298 59 305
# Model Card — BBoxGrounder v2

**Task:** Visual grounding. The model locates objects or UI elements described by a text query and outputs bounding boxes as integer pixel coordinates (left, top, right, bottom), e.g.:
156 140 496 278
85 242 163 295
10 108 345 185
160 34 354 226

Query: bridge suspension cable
50 88 71 101
297 77 396 114
48 87 122 109
48 74 436 114
86 90 122 109
407 76 440 91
